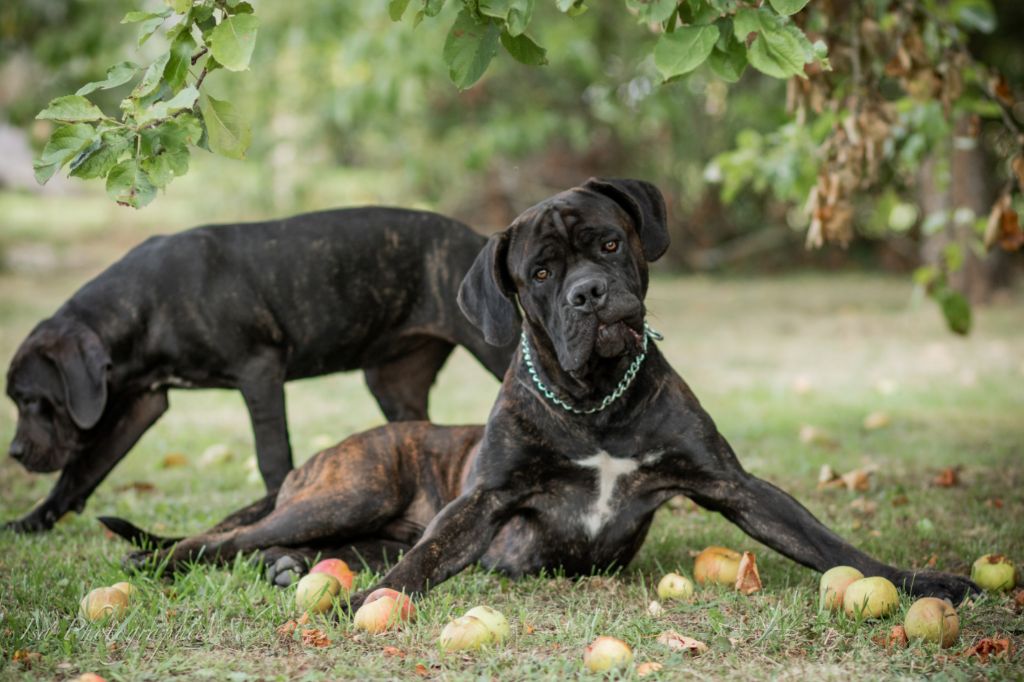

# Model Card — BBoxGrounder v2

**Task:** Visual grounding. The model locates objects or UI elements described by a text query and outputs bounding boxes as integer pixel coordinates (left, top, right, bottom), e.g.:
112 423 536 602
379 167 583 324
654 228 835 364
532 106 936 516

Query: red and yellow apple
309 558 355 592
693 546 741 586
352 588 416 633
904 597 959 648
294 572 340 614
842 576 899 620
657 572 695 601
819 566 864 611
583 636 633 673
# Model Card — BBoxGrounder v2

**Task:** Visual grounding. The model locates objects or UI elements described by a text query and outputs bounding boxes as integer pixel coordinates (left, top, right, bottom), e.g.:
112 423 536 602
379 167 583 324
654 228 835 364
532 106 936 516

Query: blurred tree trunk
918 115 1011 303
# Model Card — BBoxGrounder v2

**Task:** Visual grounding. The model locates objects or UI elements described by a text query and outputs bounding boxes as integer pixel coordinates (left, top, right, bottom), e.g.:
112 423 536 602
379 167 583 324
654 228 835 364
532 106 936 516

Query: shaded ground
0 199 1022 680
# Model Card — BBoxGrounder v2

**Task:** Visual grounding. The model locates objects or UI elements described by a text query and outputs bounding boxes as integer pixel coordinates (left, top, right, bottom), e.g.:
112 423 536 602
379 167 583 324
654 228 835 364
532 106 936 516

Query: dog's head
459 178 668 381
5 318 110 472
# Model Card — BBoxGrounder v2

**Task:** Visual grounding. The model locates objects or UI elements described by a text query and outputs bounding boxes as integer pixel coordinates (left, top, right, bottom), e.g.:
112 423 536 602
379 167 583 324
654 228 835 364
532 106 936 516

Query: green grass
1 216 1023 680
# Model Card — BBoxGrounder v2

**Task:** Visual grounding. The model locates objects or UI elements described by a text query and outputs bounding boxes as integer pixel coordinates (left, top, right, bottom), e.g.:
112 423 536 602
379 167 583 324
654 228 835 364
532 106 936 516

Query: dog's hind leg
364 338 454 421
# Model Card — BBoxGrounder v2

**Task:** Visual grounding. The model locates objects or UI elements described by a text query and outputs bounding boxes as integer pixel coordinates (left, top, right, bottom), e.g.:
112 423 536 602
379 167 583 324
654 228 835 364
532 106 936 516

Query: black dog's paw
266 555 307 587
122 550 156 572
4 508 58 534
899 571 980 604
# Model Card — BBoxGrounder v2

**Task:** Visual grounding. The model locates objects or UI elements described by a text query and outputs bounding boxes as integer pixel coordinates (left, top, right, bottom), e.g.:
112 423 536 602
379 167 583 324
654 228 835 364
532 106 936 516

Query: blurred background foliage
1 1 1022 316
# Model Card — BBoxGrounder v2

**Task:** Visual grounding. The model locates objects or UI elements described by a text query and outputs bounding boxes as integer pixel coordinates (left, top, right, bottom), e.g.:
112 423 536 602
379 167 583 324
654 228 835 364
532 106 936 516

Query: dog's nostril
9 441 25 460
571 291 587 307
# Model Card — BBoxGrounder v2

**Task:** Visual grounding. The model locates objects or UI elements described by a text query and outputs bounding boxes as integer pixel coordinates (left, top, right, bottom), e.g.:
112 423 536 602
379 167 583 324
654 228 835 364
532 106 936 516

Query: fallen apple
819 566 864 611
971 554 1015 592
79 587 129 622
464 605 510 642
294 573 340 614
309 558 355 592
583 636 633 673
353 588 416 633
439 615 492 651
657 572 694 601
73 675 108 682
693 546 741 586
843 576 899 620
904 597 959 648
110 581 135 600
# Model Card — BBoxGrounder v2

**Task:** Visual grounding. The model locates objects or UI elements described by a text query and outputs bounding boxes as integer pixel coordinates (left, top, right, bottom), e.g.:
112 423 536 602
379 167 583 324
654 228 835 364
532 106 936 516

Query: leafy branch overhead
33 0 258 208
393 0 827 89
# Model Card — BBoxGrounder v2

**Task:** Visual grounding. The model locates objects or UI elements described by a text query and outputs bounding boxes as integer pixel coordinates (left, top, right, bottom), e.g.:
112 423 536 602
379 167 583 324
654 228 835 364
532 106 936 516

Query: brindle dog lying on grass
102 178 978 607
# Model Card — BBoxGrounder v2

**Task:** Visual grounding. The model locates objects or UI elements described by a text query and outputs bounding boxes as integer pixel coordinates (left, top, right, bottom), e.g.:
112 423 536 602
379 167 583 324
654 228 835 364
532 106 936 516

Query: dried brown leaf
300 628 331 648
657 630 708 654
986 497 1005 509
382 646 406 658
933 467 960 487
961 637 1012 662
414 663 430 677
12 650 41 667
1013 155 1024 193
637 662 664 676
160 452 188 469
276 619 298 638
873 625 908 649
735 551 763 595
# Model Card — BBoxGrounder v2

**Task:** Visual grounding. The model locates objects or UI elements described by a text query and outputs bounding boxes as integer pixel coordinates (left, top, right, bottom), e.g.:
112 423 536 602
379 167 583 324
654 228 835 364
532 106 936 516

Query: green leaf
424 0 446 18
167 0 192 13
132 52 172 99
936 288 971 335
443 10 501 89
767 0 810 16
954 0 996 33
708 38 747 82
137 86 199 125
507 0 535 35
747 26 808 78
654 24 719 81
36 95 105 122
209 14 260 71
555 0 586 14
123 10 172 46
499 30 547 66
626 0 677 24
164 31 197 92
199 93 251 159
76 62 140 96
33 123 97 184
106 159 157 209
389 0 411 21
70 130 133 180
479 0 510 19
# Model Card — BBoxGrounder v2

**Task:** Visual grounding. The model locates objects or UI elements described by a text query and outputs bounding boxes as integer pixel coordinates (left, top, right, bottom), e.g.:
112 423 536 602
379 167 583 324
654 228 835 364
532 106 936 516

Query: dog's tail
97 493 278 549
98 516 180 549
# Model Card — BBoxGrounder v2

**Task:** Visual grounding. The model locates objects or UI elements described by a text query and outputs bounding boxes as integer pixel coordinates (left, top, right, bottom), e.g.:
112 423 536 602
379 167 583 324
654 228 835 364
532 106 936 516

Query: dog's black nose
9 441 25 461
567 277 608 312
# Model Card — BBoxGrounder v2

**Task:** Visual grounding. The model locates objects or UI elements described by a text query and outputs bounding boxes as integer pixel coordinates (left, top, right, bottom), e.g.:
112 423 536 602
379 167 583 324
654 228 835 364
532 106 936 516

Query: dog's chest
569 449 664 538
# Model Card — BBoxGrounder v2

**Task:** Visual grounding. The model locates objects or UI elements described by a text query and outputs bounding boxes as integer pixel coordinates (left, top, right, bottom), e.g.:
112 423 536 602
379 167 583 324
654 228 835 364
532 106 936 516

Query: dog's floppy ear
44 324 110 429
458 232 519 347
583 177 670 262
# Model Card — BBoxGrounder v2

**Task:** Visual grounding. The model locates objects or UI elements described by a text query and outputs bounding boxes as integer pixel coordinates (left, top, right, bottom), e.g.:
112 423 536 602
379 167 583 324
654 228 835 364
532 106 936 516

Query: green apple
693 546 741 586
971 554 1015 592
657 572 695 601
439 615 492 651
904 597 959 648
79 587 129 622
583 636 633 673
464 605 510 642
842 576 899 619
294 572 340 614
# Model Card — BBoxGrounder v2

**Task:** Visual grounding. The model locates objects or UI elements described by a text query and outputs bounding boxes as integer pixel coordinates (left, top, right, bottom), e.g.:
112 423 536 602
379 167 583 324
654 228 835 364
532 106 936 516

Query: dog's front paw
266 554 307 587
898 570 980 604
122 549 156 572
4 507 58 533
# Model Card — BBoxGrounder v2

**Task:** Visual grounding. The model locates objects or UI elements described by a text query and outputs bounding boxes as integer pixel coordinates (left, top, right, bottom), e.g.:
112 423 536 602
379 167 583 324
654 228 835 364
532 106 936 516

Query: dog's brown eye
602 240 619 253
534 268 549 282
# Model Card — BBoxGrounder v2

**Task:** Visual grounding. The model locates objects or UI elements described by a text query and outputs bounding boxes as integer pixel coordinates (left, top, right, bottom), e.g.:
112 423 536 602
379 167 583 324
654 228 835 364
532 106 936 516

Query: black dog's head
5 317 110 472
459 178 668 380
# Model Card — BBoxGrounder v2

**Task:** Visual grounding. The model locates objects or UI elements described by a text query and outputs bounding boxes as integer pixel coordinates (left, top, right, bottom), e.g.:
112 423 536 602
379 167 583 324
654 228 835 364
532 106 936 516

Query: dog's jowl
5 207 514 532
102 179 977 606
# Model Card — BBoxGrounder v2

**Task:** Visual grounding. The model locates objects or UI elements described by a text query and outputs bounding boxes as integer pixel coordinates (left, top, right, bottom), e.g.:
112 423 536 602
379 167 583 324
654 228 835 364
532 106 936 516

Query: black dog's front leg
349 486 519 610
239 356 292 492
679 431 978 604
5 391 168 533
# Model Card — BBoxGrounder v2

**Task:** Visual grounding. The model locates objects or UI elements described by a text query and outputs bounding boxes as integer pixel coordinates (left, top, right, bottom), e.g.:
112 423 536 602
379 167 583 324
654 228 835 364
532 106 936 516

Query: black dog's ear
45 325 110 429
458 232 519 347
583 177 670 262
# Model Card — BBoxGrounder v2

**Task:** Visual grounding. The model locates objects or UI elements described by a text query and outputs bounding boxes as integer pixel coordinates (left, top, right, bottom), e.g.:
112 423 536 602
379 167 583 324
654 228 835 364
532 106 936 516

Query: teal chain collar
520 322 663 415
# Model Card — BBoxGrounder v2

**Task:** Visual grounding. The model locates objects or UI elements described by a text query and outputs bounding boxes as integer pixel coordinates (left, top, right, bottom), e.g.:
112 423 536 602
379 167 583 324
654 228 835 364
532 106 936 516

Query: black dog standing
5 208 514 532
103 179 976 605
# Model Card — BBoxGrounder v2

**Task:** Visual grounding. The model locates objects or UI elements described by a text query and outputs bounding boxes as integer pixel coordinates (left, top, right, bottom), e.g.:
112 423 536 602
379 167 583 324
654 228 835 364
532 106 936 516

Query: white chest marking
575 451 640 538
